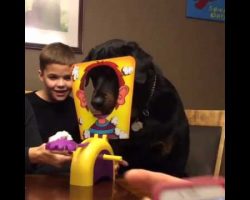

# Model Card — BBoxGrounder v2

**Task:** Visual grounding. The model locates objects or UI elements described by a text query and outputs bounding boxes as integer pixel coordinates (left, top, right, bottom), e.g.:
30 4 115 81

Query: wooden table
25 175 148 200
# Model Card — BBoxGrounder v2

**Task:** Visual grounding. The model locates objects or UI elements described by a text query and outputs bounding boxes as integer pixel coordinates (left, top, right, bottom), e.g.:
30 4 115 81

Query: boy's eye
64 75 72 80
48 76 58 80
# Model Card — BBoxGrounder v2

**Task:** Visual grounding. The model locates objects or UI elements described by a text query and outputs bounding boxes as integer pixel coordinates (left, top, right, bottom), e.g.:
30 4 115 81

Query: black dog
85 66 120 116
84 39 190 177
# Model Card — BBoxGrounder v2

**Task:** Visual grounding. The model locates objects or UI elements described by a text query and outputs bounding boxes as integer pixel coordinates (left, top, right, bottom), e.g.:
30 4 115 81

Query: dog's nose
91 96 104 109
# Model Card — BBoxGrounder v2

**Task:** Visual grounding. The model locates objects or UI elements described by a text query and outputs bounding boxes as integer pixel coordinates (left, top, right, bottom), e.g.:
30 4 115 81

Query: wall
25 0 225 109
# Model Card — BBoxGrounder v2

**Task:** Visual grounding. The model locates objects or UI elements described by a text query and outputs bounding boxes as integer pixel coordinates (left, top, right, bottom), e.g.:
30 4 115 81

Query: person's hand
29 143 72 168
124 169 189 200
114 159 129 176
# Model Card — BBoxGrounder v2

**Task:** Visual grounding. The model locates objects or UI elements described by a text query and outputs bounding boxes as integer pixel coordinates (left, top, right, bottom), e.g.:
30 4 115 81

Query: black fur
84 39 190 177
86 66 119 115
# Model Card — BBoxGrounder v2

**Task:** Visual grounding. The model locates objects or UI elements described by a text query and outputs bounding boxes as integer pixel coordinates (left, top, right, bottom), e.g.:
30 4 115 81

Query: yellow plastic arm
102 154 122 162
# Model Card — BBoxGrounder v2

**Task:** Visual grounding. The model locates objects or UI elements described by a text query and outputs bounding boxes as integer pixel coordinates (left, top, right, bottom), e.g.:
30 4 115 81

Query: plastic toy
70 134 122 187
45 130 85 153
46 132 123 187
46 56 136 187
71 56 136 140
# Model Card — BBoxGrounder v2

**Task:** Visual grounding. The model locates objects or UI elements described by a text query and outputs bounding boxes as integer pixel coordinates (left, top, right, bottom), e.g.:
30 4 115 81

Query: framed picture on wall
25 0 83 53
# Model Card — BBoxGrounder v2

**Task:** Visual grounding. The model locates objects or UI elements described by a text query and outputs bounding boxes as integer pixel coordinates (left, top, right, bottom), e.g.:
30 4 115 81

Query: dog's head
86 65 119 117
77 61 129 118
84 39 158 120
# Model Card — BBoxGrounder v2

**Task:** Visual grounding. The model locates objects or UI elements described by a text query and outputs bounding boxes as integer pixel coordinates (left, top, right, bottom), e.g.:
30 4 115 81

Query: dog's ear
126 41 154 84
135 71 147 84
117 85 129 106
135 66 155 84
83 48 95 61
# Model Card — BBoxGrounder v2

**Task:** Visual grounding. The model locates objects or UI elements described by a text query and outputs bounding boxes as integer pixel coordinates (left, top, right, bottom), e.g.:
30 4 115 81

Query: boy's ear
38 69 43 81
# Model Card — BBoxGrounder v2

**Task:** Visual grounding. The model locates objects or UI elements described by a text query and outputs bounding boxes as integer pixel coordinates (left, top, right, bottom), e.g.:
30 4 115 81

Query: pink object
45 138 88 153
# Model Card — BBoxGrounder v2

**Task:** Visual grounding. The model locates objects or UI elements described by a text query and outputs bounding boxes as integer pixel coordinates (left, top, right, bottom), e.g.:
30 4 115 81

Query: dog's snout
91 96 105 109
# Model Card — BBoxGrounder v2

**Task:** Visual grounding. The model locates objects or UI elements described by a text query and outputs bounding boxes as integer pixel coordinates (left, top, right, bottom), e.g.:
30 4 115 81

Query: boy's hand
29 143 72 168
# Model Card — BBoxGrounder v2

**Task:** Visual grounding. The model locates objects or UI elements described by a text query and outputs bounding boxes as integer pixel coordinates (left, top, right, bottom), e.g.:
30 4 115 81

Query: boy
25 97 72 173
26 42 81 174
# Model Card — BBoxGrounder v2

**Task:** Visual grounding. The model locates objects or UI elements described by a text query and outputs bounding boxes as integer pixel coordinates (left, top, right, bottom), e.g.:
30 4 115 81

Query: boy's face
39 63 73 102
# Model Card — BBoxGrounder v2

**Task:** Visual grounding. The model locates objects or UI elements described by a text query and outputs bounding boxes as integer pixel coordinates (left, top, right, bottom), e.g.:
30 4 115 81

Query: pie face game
71 56 136 140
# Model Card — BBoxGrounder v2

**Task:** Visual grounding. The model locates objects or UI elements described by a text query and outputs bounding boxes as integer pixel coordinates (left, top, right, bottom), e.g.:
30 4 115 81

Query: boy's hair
39 42 76 71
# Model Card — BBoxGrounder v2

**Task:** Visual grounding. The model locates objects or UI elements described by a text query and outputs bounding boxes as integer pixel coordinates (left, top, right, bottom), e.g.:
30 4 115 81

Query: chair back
185 110 225 177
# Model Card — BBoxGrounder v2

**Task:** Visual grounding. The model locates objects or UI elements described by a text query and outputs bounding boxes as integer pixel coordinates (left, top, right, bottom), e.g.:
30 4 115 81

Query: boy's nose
57 79 66 86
